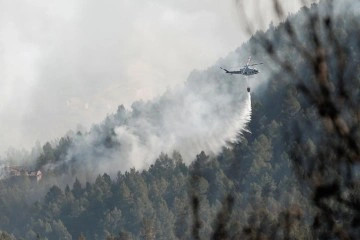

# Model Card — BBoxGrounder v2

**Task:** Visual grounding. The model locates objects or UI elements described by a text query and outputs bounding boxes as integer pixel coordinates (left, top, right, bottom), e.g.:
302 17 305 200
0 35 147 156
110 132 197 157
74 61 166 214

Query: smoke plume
57 67 252 181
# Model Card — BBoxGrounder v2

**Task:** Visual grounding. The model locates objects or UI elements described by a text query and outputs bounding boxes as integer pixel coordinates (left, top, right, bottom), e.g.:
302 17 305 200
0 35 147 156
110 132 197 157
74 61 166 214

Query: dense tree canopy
1 1 360 239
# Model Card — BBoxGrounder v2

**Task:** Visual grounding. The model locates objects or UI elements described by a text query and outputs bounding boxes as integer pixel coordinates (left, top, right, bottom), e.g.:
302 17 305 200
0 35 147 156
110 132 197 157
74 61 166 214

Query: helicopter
220 56 263 76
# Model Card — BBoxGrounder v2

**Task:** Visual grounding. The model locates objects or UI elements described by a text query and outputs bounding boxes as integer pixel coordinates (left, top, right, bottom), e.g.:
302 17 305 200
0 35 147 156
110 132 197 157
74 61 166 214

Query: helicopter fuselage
220 56 262 76
227 67 259 76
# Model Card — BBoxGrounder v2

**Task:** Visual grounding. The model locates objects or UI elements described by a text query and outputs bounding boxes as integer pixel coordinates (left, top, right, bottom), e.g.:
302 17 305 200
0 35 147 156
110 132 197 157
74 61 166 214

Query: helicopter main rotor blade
247 63 263 67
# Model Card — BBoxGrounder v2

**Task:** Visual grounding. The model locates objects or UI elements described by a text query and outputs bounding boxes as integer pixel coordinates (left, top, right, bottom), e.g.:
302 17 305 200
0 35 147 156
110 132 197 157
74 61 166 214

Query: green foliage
0 231 15 240
1 1 359 239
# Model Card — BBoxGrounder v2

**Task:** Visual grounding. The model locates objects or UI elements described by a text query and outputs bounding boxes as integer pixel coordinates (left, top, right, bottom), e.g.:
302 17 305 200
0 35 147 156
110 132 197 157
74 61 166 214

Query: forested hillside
1 1 360 239
0 94 306 239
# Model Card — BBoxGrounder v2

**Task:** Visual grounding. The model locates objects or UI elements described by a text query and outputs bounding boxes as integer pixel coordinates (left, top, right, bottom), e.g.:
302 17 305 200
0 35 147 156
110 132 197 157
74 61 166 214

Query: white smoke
58 68 252 180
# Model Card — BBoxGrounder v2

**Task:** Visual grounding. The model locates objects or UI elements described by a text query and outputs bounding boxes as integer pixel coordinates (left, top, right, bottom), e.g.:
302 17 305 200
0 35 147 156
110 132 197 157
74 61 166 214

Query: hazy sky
0 0 309 155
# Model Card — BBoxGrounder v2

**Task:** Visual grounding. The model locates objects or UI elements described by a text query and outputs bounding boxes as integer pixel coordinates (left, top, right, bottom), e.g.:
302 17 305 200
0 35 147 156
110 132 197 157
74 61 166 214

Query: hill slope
1 0 360 239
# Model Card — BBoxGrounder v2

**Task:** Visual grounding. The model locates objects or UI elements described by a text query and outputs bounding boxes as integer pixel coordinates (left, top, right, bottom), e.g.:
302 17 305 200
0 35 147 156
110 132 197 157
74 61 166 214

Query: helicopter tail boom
220 67 230 73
